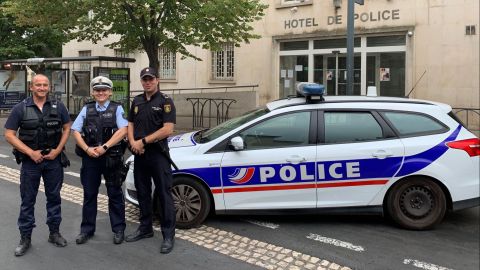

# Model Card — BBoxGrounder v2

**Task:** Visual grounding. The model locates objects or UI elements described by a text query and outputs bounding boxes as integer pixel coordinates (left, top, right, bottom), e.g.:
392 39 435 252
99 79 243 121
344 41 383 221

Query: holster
60 151 70 168
12 149 25 164
103 142 128 187
75 144 85 157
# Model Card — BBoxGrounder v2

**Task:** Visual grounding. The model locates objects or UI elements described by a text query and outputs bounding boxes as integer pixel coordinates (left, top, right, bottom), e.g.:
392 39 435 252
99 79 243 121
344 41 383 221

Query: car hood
167 131 198 148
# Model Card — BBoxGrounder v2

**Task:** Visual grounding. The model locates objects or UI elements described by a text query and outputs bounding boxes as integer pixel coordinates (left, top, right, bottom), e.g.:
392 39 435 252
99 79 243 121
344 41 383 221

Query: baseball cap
140 67 158 79
90 76 113 90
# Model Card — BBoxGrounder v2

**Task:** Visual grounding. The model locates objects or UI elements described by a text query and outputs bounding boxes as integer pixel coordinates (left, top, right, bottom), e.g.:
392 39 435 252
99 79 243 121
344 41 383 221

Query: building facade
62 0 479 123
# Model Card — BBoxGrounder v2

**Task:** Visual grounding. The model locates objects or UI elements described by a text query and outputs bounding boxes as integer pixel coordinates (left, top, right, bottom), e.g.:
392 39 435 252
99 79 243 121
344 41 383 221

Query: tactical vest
18 100 63 150
82 101 119 147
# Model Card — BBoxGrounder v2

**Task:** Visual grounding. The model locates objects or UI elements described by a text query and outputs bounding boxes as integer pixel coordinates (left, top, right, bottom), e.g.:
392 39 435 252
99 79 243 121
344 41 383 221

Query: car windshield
196 107 269 143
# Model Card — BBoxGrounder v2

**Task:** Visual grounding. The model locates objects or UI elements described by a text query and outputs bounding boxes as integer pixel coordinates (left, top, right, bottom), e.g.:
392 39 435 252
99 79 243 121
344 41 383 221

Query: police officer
125 67 176 254
4 74 71 256
71 76 127 245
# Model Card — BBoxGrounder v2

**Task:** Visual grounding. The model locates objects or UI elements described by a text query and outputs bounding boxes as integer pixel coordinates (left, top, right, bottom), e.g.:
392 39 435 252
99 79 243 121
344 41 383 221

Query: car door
316 110 405 208
220 110 318 210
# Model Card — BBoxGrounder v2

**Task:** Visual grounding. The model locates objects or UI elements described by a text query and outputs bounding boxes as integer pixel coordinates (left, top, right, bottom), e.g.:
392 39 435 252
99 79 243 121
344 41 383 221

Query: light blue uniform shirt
71 100 128 132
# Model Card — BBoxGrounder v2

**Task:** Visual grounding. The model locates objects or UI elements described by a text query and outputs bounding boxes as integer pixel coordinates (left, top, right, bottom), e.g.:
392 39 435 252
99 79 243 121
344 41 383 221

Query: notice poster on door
380 68 390 81
326 70 333 80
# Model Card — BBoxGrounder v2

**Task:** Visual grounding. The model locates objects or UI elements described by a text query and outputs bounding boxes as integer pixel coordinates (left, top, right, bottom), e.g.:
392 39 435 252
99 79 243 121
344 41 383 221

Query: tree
0 0 64 61
2 0 268 71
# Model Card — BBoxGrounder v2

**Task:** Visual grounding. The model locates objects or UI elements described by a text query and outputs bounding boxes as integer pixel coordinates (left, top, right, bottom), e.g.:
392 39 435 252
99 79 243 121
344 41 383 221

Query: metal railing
130 85 258 129
186 97 236 129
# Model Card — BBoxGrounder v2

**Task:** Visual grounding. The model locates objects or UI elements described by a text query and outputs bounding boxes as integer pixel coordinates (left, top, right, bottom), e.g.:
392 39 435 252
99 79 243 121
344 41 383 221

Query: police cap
90 76 113 90
140 67 158 79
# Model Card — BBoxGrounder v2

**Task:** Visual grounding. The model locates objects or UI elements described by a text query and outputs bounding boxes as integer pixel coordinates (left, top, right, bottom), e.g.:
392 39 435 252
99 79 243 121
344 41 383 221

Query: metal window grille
159 47 176 79
78 50 91 71
211 43 234 80
114 49 129 68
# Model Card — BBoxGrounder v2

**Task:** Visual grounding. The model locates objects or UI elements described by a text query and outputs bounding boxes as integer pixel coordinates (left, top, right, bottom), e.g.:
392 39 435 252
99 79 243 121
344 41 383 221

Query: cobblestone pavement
0 164 351 270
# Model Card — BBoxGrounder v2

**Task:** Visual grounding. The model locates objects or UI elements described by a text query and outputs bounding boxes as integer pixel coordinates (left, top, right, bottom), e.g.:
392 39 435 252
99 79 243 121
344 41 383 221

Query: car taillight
446 138 480 157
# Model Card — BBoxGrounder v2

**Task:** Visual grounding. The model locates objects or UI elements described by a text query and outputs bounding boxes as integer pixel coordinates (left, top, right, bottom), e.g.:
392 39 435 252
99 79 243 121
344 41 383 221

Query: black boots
14 236 31 257
160 238 175 254
48 232 67 247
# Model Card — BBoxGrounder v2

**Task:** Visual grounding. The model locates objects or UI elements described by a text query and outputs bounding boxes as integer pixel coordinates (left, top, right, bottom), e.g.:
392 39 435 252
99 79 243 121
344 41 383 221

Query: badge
164 104 171 113
134 106 138 114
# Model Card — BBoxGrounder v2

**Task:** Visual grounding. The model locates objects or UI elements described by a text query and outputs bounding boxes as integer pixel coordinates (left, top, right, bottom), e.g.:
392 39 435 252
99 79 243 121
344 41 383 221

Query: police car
125 83 479 230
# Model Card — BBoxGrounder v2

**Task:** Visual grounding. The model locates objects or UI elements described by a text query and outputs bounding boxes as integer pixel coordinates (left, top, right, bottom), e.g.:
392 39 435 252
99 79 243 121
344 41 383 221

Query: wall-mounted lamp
407 31 414 37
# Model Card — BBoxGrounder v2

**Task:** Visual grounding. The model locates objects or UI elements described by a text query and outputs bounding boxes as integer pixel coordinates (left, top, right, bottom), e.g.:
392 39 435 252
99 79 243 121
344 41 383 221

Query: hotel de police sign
284 9 400 29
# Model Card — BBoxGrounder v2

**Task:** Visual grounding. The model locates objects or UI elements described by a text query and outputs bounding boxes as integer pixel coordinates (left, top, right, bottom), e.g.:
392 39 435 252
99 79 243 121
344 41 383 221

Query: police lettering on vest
18 100 62 151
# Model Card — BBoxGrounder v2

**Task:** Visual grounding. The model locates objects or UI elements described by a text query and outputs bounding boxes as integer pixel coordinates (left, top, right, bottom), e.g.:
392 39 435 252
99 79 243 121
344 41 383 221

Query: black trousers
18 158 63 236
80 155 126 235
133 150 175 239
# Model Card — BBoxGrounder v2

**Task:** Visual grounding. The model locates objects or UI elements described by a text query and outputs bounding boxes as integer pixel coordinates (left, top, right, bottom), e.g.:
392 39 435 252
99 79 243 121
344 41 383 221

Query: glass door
326 55 361 95
279 55 308 98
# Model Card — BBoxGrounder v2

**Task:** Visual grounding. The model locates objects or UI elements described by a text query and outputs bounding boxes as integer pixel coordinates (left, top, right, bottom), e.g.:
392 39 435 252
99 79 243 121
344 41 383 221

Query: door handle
372 150 393 159
286 156 306 164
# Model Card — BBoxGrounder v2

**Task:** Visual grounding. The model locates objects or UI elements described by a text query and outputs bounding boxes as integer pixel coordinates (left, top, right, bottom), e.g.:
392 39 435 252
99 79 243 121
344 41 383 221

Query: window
159 47 176 80
114 49 130 68
78 50 91 71
211 43 234 81
382 112 447 136
324 112 383 143
280 41 309 51
367 35 406 47
238 111 311 150
279 0 312 7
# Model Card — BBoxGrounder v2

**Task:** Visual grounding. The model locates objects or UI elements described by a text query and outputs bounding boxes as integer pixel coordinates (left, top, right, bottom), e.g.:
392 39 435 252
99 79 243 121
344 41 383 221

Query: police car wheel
172 177 211 229
387 177 446 230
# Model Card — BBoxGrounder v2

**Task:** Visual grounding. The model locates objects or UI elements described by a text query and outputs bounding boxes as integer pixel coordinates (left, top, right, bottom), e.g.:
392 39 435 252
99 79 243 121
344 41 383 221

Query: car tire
387 177 447 230
172 177 211 229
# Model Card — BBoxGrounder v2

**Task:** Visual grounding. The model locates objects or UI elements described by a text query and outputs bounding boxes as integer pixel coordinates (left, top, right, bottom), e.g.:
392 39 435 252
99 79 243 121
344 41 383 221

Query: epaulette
85 100 96 105
162 93 170 99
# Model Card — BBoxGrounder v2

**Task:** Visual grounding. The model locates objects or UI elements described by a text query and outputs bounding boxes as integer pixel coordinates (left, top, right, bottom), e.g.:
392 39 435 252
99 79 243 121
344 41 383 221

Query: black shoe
48 232 67 247
125 230 154 242
160 238 175 254
75 233 92 245
14 236 31 257
113 231 124 245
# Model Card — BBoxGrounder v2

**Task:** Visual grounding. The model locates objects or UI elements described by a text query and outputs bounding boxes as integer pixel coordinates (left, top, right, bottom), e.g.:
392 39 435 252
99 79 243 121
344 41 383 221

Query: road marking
306 233 365 252
403 259 454 270
65 171 80 177
244 219 280 229
0 154 9 158
0 164 351 270
65 171 105 184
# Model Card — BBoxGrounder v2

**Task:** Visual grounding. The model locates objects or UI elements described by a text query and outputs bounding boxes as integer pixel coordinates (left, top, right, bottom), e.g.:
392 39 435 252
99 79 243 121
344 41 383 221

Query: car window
238 111 311 150
324 112 383 143
382 111 447 136
199 107 269 143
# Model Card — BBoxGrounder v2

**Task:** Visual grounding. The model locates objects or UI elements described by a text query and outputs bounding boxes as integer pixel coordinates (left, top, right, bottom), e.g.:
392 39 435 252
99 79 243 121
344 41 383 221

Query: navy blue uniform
4 97 70 236
128 91 176 239
71 101 127 236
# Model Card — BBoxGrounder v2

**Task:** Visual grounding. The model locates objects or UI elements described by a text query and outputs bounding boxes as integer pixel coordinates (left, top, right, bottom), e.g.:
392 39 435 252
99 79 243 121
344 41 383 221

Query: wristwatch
142 138 147 145
102 144 109 151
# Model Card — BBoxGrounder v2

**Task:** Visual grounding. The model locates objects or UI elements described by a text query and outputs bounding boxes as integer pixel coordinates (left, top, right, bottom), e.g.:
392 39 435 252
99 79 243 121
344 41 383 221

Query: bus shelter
0 56 136 115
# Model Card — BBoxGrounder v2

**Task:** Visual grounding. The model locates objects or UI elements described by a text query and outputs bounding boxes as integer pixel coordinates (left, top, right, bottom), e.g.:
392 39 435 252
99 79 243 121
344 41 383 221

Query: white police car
125 83 479 230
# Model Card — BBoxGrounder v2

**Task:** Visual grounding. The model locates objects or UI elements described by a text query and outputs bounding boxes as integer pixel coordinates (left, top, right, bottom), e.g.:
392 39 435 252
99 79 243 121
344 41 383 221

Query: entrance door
326 55 361 95
279 55 308 98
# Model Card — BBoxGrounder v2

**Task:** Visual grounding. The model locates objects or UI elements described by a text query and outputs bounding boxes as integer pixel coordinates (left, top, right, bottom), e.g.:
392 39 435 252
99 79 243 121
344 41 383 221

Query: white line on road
244 219 280 229
0 154 9 158
306 233 365 252
65 171 105 184
403 259 454 270
65 171 80 177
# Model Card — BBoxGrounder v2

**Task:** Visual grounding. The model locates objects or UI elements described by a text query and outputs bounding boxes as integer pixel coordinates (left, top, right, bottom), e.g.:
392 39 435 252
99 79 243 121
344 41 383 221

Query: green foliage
1 0 268 70
0 0 65 61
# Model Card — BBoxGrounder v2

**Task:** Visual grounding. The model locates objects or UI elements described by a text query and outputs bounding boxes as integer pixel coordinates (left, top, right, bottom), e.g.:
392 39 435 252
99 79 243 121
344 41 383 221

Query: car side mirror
229 136 245 151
